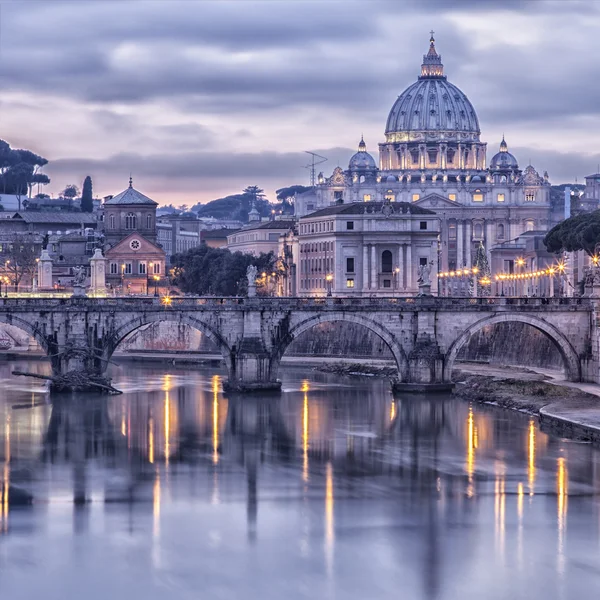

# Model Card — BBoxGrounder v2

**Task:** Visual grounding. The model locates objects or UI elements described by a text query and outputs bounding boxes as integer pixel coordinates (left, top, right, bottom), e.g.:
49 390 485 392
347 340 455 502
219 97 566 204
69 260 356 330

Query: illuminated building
295 34 553 275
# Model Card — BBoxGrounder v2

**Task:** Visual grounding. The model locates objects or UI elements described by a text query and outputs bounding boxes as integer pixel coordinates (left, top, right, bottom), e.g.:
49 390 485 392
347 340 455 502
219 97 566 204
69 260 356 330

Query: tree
473 241 491 297
62 184 80 199
81 176 93 212
544 210 600 257
171 245 274 296
0 140 50 201
1 233 41 290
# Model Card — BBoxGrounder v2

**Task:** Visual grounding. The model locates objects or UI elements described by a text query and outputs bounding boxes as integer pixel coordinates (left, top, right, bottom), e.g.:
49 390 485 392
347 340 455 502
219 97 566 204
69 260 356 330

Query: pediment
106 232 165 256
413 193 465 208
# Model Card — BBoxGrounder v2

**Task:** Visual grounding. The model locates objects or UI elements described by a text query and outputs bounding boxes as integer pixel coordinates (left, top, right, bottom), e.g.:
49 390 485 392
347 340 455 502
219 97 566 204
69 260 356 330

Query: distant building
296 202 439 296
104 179 158 247
200 229 231 249
227 220 296 256
105 232 165 295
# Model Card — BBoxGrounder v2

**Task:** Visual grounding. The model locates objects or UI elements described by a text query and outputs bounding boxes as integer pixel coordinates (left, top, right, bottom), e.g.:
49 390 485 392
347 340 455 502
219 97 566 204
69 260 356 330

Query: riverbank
453 367 600 443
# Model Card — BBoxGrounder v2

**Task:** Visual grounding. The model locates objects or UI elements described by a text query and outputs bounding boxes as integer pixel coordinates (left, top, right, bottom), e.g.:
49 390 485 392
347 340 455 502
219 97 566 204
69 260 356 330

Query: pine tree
474 241 491 296
81 175 93 212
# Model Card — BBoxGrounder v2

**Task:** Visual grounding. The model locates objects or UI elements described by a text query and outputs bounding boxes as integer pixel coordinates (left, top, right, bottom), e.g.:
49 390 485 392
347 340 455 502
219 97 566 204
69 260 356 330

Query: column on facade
464 220 472 268
457 143 463 169
485 220 494 263
370 245 377 290
362 245 369 291
396 245 403 292
456 220 464 268
401 144 407 170
441 219 449 272
406 244 412 291
440 144 447 170
419 145 426 170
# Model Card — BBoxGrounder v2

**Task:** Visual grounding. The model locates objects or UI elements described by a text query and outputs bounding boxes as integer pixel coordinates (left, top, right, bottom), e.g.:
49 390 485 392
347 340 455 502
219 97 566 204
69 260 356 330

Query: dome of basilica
385 35 480 140
489 136 519 170
348 136 377 171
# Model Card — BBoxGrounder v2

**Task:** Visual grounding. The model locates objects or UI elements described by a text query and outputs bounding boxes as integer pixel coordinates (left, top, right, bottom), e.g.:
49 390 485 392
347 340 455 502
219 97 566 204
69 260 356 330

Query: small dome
471 175 483 182
490 136 519 170
386 175 396 182
348 136 377 171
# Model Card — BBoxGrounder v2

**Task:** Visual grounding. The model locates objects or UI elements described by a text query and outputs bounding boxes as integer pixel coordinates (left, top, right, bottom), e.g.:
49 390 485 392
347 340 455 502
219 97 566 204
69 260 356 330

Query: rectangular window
384 193 396 202
473 194 484 202
110 262 118 275
346 278 355 288
420 221 427 230
448 194 456 201
525 193 535 202
412 194 420 202
153 262 160 274
346 257 355 273
139 262 146 275
419 257 428 267
497 193 505 202
383 279 391 288
346 221 354 230
125 263 132 275
363 194 372 202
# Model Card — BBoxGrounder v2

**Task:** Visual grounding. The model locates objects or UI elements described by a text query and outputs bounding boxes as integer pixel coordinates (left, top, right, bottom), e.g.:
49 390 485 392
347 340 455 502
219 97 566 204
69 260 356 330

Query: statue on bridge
246 265 258 298
72 266 87 298
417 261 433 296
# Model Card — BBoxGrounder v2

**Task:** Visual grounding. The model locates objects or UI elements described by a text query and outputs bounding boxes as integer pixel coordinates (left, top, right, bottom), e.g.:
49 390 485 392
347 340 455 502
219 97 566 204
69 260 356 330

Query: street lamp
394 267 400 292
326 273 333 297
3 277 8 298
153 275 160 297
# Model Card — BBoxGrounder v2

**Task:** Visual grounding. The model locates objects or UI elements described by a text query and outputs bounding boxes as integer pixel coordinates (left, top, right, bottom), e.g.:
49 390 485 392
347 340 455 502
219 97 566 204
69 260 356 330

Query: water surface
0 360 599 599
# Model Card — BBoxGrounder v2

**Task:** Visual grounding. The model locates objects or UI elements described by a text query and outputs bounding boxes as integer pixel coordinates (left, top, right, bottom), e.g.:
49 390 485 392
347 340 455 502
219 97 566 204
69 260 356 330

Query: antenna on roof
303 151 328 186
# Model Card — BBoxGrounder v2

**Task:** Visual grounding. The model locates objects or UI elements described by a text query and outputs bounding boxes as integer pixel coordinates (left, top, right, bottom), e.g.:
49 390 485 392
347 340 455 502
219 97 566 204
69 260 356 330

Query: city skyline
1 0 599 205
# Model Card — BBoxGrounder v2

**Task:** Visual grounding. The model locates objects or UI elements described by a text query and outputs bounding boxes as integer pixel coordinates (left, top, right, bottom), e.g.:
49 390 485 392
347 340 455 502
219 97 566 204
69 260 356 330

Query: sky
1 0 600 206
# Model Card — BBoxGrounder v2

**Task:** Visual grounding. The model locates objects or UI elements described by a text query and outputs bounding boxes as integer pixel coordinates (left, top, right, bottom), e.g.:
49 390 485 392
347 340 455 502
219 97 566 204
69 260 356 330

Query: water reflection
0 363 599 599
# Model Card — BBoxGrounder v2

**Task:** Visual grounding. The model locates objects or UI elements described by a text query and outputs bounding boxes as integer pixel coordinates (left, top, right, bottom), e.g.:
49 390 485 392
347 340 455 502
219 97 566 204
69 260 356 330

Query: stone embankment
453 369 600 443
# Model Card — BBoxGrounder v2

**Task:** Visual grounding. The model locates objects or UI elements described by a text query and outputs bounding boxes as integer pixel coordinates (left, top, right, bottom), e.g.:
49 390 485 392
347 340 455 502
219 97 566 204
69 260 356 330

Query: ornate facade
295 35 553 273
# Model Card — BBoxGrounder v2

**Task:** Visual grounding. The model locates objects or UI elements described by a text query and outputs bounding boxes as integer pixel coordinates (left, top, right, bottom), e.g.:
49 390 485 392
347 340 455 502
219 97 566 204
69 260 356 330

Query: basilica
295 34 555 283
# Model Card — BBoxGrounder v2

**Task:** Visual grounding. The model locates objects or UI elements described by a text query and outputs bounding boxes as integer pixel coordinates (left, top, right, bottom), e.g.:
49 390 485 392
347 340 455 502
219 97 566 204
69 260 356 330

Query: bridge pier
224 309 281 393
393 339 453 393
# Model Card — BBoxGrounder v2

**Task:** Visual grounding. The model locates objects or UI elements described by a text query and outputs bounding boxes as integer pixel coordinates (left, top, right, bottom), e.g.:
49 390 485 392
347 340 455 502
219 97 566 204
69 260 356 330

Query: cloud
1 0 599 203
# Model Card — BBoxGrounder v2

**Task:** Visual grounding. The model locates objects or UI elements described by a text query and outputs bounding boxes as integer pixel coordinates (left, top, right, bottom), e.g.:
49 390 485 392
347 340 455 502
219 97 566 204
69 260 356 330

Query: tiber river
0 360 599 600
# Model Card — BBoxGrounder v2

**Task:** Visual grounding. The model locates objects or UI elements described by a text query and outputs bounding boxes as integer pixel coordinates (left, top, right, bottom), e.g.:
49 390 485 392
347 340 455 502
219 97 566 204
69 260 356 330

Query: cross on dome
421 32 444 78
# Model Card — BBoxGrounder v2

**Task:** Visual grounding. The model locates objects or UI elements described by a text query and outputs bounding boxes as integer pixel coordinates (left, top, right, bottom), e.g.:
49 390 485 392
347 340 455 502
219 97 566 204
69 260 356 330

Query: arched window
125 213 136 230
525 220 534 232
497 223 505 239
109 214 115 229
474 222 484 240
146 214 152 229
381 250 393 273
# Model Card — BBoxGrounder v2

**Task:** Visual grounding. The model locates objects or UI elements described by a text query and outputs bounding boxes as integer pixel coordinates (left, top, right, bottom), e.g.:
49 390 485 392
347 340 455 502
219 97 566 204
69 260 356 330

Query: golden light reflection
148 415 155 464
302 384 309 482
494 462 506 562
557 456 568 569
517 482 524 520
466 406 477 497
1 415 10 532
212 375 220 465
325 461 334 575
389 400 396 422
517 481 524 567
528 419 536 496
121 403 126 437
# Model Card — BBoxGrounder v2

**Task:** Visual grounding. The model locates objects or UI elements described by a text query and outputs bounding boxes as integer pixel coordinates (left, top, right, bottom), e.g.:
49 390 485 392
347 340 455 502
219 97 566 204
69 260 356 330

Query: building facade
227 219 296 256
297 202 439 296
295 35 554 274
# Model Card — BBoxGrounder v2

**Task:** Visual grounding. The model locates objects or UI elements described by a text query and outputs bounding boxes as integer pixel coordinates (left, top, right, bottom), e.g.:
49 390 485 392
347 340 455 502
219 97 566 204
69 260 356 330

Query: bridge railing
0 295 593 310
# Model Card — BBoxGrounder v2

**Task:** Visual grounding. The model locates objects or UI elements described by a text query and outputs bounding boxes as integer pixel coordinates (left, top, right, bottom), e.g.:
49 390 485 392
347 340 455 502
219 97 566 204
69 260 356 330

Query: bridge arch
104 312 233 375
443 313 581 382
269 312 408 381
0 313 50 354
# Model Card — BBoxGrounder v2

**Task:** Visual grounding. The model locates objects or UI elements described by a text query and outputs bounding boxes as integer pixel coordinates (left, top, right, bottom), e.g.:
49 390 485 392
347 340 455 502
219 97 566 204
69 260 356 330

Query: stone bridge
0 296 597 392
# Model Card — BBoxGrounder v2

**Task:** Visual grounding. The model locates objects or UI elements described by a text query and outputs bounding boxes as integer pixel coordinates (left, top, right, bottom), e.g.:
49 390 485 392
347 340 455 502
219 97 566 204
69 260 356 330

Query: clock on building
130 239 141 250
